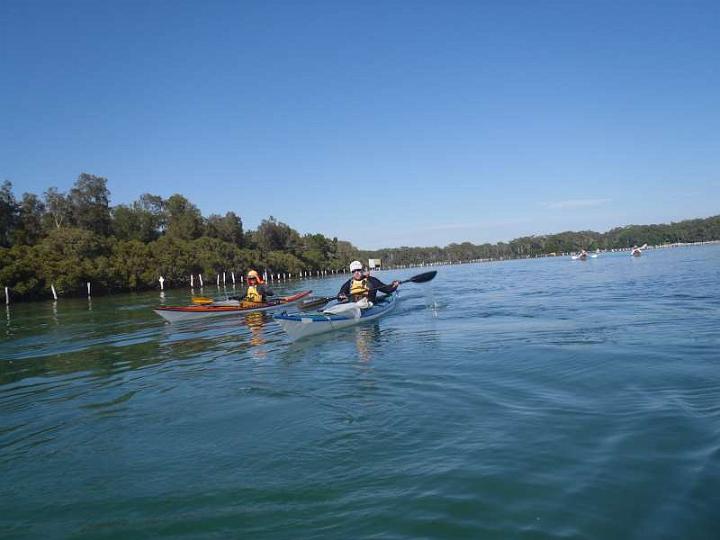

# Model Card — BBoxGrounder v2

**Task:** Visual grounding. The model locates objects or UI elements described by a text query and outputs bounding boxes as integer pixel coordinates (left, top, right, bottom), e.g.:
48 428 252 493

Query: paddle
191 294 243 304
298 270 437 311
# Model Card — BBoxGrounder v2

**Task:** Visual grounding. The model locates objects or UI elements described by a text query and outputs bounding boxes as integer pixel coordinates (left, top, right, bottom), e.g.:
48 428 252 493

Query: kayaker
242 270 274 303
338 261 399 304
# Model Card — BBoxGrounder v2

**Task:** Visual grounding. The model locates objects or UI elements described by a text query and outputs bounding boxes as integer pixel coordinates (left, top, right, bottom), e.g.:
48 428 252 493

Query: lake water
1 246 719 539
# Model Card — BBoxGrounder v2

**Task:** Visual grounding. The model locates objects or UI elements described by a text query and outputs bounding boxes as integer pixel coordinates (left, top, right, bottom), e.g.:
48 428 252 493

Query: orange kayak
153 290 312 322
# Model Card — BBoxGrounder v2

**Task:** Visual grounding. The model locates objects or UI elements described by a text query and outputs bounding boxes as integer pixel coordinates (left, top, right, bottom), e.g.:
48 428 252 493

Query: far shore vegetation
1 174 719 301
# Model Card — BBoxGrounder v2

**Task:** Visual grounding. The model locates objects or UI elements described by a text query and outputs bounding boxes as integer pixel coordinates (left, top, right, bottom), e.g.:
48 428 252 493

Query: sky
1 0 719 249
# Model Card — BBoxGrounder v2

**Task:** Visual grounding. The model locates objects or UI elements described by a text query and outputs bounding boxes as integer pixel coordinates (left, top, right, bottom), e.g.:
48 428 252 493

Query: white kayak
274 293 398 340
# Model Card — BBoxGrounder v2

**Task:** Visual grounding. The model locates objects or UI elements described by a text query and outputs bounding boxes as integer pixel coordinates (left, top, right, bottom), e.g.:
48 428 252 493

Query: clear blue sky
2 0 719 249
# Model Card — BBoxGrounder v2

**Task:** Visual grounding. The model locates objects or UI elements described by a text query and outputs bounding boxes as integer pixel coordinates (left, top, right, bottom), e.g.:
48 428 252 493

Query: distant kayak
154 290 312 322
275 293 398 340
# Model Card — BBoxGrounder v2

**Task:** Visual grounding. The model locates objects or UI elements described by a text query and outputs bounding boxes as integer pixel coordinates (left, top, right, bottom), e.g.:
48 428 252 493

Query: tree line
0 174 360 299
1 173 719 300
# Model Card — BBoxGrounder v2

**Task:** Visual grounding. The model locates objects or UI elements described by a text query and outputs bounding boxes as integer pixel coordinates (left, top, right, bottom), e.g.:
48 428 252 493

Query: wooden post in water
223 272 226 286
51 284 58 300
190 274 194 287
199 274 204 287
231 272 236 285
5 286 9 305
87 282 91 297
216 274 220 287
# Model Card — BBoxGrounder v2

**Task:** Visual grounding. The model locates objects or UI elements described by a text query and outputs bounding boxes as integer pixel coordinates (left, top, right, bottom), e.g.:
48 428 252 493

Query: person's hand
338 294 348 301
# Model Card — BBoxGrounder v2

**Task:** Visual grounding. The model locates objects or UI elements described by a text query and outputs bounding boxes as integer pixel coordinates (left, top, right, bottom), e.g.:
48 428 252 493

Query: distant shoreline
370 239 720 271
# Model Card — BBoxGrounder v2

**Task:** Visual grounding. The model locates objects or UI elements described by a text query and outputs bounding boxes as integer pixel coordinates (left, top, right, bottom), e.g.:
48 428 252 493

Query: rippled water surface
2 246 719 539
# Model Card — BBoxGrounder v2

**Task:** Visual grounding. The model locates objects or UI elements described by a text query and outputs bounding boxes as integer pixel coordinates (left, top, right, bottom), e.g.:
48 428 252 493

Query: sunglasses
353 269 364 273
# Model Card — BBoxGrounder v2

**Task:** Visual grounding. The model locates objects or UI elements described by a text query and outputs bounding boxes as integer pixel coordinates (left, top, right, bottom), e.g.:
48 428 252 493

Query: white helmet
349 260 363 272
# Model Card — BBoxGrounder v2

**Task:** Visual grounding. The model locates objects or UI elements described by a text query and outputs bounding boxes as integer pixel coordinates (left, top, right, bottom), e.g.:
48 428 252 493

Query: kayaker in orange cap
243 270 274 303
338 260 399 304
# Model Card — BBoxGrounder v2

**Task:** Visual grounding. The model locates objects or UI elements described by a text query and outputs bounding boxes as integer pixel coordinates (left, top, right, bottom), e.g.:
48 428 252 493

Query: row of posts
2 269 349 302
175 268 348 290
3 262 452 303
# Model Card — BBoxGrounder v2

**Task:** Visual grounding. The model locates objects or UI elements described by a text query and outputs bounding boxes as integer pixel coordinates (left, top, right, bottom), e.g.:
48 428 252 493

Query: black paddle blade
404 270 437 284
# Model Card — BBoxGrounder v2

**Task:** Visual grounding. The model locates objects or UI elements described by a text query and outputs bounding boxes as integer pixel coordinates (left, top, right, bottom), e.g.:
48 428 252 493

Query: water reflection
354 323 382 362
244 312 268 358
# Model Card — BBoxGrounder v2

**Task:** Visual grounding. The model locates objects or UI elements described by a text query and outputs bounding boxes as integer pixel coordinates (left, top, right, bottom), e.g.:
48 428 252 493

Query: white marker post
159 276 165 290
231 272 236 285
51 284 58 300
223 272 226 286
199 274 204 287
5 286 9 305
87 282 91 297
216 274 220 287
190 274 194 287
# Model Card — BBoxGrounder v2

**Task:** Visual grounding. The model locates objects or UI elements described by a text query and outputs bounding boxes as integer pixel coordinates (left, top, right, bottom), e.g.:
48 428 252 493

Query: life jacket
245 285 264 303
349 278 369 300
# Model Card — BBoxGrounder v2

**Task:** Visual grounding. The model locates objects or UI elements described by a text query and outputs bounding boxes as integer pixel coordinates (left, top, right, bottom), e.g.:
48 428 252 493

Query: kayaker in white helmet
338 261 399 303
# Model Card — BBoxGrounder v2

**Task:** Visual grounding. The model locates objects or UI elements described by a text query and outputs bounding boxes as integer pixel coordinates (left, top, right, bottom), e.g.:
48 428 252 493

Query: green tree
14 193 46 245
69 173 112 236
253 217 302 254
165 194 203 240
112 195 164 243
43 187 73 230
0 181 19 247
109 240 156 289
0 244 43 297
206 211 243 246
36 227 111 294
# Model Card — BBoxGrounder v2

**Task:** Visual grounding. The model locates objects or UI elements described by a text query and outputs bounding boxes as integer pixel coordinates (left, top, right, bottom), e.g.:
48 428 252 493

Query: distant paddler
631 244 647 257
241 270 275 303
572 249 588 261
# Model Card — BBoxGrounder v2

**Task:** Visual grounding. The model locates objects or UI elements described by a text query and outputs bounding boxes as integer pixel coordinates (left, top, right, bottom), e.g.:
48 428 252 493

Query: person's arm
338 279 351 300
236 286 248 299
262 284 275 297
369 276 399 294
